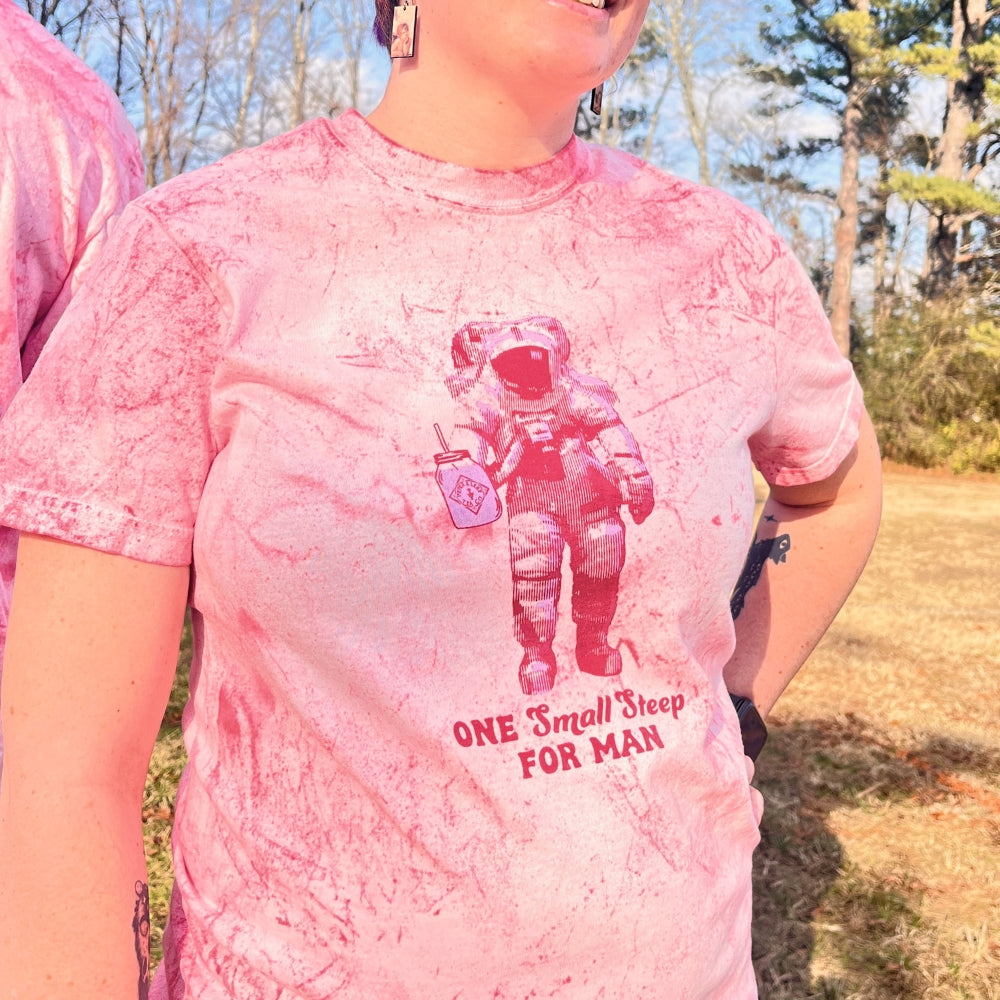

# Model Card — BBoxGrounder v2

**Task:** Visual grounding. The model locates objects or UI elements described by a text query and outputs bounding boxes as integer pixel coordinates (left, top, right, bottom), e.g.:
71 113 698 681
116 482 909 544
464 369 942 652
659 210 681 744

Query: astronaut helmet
450 321 493 374
480 317 570 398
450 316 570 375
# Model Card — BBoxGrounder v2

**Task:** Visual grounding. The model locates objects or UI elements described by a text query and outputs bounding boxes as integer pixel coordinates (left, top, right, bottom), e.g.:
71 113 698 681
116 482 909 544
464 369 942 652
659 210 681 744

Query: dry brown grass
752 467 1000 999
145 467 1000 994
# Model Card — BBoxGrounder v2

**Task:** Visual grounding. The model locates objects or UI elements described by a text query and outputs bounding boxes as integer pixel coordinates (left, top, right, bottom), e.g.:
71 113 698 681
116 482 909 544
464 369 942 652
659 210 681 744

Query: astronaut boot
519 645 557 696
575 626 623 678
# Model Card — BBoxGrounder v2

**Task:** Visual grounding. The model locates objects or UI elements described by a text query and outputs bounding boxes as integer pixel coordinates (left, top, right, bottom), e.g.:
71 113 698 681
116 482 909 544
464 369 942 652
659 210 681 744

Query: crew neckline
322 109 592 213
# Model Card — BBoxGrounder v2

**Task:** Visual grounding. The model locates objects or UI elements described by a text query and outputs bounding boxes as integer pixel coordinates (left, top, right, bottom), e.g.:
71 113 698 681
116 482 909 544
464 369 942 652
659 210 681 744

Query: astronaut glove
626 473 655 525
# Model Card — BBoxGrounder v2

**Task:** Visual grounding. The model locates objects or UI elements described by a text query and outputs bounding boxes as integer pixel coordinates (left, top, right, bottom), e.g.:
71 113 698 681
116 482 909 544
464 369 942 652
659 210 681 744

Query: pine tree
743 0 946 353
892 0 1000 296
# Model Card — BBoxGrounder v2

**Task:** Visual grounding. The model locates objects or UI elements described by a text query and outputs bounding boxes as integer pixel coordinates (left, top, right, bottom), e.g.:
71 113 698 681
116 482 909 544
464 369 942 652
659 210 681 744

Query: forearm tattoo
730 532 791 620
132 880 150 1000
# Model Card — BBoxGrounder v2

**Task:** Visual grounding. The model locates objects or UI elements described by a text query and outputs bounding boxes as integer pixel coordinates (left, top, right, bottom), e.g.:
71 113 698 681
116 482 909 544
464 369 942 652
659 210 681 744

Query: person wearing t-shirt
0 0 881 997
0 0 144 779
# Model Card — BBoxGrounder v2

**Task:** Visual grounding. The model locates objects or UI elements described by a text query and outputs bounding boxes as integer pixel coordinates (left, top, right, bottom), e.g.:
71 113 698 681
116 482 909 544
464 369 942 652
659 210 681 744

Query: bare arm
0 535 189 1000
724 409 883 716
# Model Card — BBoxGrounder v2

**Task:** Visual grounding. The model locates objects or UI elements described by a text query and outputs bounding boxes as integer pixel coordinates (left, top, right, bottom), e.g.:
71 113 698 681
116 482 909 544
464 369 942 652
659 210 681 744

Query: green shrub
854 293 1000 472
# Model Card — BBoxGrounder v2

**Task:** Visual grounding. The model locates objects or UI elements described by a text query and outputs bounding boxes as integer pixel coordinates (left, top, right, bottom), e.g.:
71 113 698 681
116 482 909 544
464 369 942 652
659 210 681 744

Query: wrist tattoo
132 880 151 1000
730 532 791 620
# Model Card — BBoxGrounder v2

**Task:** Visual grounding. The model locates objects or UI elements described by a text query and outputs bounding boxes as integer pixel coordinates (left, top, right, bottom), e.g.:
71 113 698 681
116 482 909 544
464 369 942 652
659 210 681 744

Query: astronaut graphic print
437 316 655 696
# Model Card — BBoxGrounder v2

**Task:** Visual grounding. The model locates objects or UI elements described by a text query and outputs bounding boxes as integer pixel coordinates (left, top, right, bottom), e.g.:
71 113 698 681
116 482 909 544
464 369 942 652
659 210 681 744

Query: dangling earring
590 83 604 116
390 0 417 60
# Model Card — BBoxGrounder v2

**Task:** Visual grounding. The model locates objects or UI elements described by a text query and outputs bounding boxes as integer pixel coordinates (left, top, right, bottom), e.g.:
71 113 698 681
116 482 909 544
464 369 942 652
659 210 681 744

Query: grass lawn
144 466 1000 995
751 467 1000 999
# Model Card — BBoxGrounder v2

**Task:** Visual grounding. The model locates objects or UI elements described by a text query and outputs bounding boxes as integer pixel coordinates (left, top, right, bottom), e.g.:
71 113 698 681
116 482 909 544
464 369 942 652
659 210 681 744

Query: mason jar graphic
433 424 502 529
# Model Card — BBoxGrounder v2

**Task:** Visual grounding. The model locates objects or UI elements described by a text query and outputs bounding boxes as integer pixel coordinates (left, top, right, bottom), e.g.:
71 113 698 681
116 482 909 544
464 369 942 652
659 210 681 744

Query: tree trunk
235 0 265 149
922 0 990 297
827 0 870 359
871 157 892 318
331 0 368 110
664 0 711 184
289 0 313 129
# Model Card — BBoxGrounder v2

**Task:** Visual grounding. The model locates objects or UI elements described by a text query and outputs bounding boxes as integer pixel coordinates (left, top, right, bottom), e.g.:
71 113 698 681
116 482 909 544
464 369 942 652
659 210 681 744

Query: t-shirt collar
323 109 591 213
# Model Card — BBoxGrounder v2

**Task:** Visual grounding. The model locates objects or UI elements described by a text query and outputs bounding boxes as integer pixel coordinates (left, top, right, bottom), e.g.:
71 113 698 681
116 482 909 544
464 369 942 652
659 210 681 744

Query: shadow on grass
751 715 1000 999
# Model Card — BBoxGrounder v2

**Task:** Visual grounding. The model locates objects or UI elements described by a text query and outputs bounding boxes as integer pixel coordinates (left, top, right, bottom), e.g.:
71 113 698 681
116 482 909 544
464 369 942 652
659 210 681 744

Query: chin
523 47 619 90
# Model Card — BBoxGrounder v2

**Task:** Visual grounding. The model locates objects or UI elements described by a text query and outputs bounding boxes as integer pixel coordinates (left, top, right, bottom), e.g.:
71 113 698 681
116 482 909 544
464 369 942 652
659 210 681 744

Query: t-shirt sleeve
18 122 146 380
1 13 146 381
747 227 863 487
0 202 225 566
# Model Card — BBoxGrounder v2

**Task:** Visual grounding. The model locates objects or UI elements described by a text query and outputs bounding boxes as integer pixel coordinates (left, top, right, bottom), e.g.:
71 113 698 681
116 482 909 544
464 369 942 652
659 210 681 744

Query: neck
366 59 583 170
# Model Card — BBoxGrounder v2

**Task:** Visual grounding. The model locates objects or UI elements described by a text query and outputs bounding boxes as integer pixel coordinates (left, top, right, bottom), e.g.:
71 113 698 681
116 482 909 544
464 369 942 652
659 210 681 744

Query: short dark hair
373 0 394 50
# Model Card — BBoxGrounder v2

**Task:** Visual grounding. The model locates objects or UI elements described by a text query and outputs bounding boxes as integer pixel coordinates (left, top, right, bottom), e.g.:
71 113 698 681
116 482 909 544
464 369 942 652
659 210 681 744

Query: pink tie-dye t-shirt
0 0 144 655
0 111 862 999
